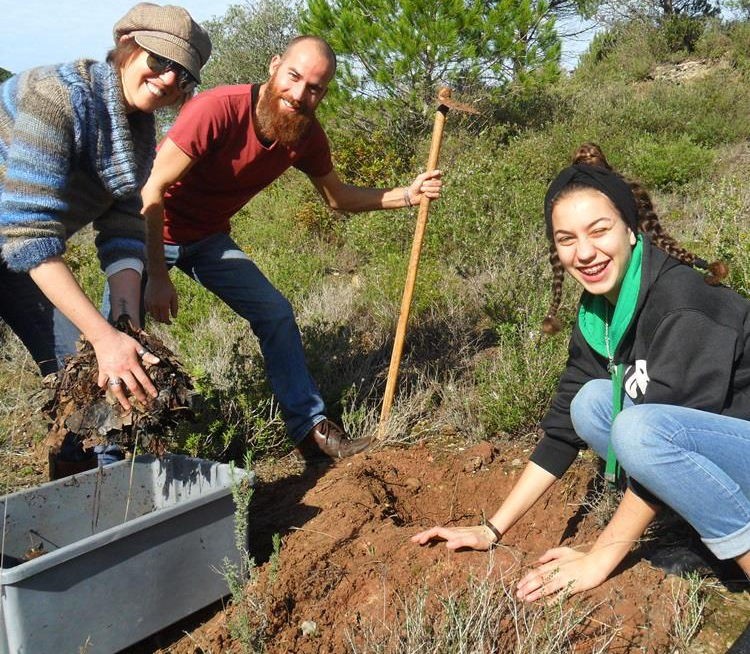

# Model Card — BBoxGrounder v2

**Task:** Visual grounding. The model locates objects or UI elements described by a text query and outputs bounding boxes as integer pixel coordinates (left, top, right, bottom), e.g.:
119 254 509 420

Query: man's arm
141 138 196 323
309 168 442 212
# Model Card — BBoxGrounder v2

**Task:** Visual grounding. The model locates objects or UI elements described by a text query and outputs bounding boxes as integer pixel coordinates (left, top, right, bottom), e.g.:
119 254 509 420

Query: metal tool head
437 87 480 115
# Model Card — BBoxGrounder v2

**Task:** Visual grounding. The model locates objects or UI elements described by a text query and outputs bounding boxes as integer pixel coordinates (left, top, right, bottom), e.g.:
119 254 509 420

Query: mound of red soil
153 442 684 653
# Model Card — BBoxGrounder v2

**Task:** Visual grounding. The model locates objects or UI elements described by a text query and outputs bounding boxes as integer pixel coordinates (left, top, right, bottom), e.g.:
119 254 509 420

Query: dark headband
544 164 638 240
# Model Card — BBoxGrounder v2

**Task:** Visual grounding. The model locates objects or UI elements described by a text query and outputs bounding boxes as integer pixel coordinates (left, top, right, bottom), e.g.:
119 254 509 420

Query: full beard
256 77 314 148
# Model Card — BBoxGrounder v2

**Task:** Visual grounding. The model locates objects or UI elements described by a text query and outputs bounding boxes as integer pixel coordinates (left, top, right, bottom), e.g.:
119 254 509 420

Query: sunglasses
145 52 197 93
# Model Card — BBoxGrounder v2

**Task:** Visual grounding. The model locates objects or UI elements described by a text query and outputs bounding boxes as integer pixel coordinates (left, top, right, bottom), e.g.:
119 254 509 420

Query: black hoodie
531 235 750 478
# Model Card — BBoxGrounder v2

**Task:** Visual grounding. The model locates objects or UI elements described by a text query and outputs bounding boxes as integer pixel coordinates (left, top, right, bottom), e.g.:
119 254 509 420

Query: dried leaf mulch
42 317 195 457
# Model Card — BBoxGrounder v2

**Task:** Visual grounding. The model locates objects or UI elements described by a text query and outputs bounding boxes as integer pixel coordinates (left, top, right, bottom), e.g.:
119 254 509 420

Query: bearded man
139 36 442 461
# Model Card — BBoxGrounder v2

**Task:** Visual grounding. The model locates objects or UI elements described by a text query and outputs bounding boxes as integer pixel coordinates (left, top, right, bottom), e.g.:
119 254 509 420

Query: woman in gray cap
0 3 211 420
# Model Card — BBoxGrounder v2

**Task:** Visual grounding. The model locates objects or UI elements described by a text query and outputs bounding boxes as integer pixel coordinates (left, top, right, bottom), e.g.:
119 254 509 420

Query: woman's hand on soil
93 329 160 410
411 525 495 551
516 547 608 603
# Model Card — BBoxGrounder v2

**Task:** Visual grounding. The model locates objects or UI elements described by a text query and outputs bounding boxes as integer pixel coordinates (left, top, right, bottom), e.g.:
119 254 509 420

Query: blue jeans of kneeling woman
570 379 750 561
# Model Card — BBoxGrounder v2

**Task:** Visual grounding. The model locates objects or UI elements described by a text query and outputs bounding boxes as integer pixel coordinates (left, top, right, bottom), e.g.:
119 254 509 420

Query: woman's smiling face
551 188 637 304
119 44 184 114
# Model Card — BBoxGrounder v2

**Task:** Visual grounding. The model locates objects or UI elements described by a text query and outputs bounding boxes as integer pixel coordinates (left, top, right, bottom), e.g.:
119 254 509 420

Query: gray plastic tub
0 454 253 654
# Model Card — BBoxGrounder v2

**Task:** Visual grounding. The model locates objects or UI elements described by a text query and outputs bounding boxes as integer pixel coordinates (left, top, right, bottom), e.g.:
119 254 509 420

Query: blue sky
1 1 596 75
0 0 237 74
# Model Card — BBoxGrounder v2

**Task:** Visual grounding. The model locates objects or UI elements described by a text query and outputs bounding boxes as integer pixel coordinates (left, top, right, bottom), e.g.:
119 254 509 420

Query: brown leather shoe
296 419 371 461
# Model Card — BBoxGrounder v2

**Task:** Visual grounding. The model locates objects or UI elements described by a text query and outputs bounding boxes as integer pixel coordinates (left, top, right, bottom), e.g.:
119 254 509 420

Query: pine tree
301 0 566 133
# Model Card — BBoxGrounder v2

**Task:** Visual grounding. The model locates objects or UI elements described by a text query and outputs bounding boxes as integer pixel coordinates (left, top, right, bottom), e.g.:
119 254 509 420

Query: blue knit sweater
0 60 156 273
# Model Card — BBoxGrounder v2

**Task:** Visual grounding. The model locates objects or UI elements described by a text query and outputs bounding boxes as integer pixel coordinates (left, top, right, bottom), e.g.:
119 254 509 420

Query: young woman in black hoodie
413 143 750 601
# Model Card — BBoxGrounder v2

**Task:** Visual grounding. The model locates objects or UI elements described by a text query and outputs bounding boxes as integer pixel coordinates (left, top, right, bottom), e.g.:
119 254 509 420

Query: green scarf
577 236 643 483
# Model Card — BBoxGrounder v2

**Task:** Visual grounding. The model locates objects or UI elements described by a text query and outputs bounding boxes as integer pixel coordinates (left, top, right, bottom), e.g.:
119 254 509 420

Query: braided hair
542 143 727 335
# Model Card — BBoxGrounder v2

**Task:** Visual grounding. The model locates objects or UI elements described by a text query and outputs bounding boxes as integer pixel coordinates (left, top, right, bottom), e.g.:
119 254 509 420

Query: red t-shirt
162 84 333 244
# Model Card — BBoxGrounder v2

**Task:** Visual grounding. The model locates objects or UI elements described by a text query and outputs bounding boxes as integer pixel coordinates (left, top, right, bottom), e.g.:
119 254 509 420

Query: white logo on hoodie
624 360 650 398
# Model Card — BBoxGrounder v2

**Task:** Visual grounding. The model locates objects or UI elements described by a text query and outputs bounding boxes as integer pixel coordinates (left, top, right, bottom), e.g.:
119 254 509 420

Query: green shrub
356 251 448 320
292 186 343 239
660 14 707 53
475 268 571 435
671 72 750 146
230 194 329 302
575 21 664 83
694 18 735 59
691 177 750 297
487 81 562 135
707 20 750 71
628 72 750 147
340 209 415 265
173 341 289 462
329 126 412 187
416 128 560 271
627 134 714 190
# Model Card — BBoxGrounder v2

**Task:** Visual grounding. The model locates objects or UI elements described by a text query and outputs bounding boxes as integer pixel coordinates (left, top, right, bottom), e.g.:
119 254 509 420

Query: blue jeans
0 261 79 375
160 233 325 443
571 379 750 560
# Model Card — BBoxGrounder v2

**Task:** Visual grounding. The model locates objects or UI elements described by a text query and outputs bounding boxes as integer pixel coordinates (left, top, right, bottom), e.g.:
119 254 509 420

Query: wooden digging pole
377 88 478 438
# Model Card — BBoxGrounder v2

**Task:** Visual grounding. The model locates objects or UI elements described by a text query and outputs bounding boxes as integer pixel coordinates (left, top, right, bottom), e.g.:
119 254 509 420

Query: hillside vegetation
1 14 750 653
136 19 750 460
